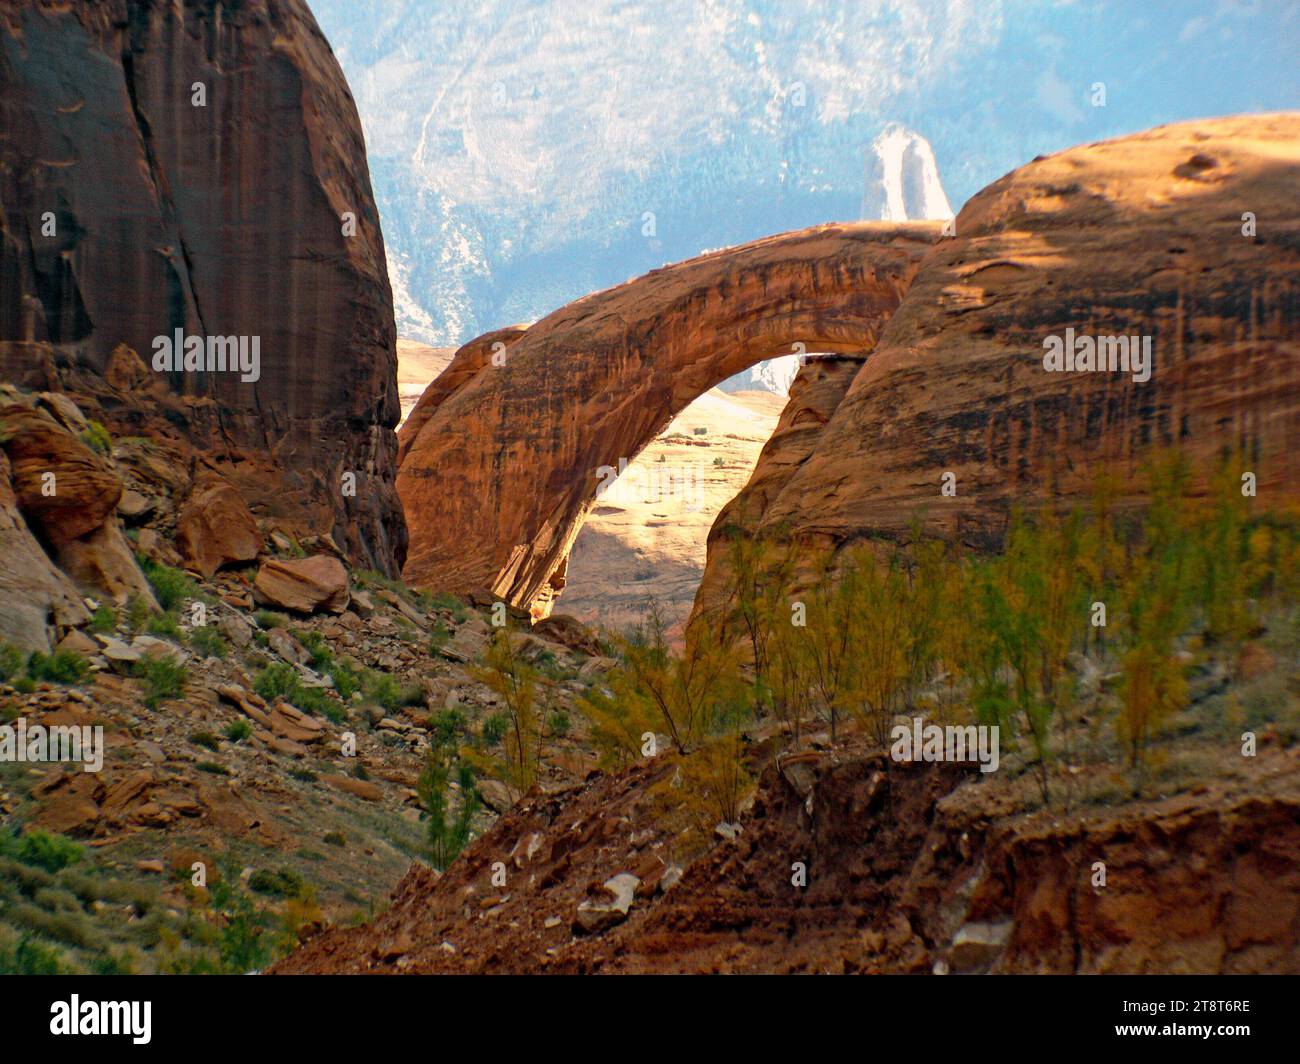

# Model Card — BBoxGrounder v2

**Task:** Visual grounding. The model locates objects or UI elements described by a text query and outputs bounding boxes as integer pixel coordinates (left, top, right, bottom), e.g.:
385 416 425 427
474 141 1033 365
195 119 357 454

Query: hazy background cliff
315 0 1299 359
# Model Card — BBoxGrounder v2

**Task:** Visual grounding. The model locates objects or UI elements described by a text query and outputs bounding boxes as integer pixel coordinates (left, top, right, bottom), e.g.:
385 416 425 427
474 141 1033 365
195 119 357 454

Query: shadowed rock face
690 353 865 628
398 222 944 608
0 0 405 573
395 324 528 467
751 114 1300 555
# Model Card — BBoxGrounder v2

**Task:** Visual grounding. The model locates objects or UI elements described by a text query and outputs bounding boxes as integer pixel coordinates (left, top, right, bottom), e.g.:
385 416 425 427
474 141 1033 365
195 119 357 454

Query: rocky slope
273 730 1300 975
0 0 405 573
397 221 943 613
0 382 621 973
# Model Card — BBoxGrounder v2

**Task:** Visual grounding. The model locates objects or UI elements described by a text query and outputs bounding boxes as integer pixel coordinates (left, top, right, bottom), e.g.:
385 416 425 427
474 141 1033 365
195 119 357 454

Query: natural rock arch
397 221 944 611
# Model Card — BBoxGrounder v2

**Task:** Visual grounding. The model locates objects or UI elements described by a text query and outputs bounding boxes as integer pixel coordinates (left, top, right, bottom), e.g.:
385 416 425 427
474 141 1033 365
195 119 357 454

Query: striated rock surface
0 399 155 607
254 555 350 615
397 223 943 608
396 325 528 466
752 114 1300 556
0 0 405 573
175 473 264 579
0 448 88 651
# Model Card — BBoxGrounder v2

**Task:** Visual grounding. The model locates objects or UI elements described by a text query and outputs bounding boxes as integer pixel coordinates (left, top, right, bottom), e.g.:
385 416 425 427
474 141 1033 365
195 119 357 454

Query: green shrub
139 560 199 612
5 829 84 873
189 626 227 660
254 609 288 630
197 761 229 775
253 662 298 703
364 671 423 713
26 649 89 685
87 604 117 634
547 710 571 738
0 644 27 682
0 936 64 975
223 719 252 743
364 671 403 712
428 592 470 622
144 612 184 641
429 707 468 749
125 594 150 635
290 767 318 783
134 655 187 709
189 730 221 752
481 712 508 748
254 662 342 721
79 420 112 456
295 630 332 669
247 868 305 899
329 661 361 700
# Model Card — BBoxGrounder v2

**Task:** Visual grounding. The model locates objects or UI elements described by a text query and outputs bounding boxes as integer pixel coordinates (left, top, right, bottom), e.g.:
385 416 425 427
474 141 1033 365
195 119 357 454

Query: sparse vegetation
25 649 90 686
134 655 187 709
79 419 112 456
189 625 228 660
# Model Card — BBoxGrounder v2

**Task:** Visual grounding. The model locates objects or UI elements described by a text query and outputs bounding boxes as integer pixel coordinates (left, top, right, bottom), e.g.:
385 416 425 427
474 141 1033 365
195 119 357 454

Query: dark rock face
0 0 405 573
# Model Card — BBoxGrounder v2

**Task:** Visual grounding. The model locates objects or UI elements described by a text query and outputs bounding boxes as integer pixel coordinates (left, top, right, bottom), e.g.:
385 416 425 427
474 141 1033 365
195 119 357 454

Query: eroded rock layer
755 114 1300 553
0 0 405 572
398 222 944 606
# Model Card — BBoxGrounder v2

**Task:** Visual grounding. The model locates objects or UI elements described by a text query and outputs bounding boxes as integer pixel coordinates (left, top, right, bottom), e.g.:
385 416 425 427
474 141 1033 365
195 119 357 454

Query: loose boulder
254 556 350 615
176 474 262 578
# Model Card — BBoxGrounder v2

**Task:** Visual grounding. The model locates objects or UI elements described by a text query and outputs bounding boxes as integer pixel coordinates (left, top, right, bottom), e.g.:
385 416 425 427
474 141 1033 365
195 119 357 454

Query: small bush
329 661 362 700
295 630 332 669
87 604 117 634
547 710 571 738
125 594 150 636
139 560 199 612
429 707 467 748
253 662 298 703
223 719 252 743
189 626 227 660
428 587 470 621
323 831 346 847
365 672 423 713
144 612 184 641
134 655 187 709
27 650 89 685
254 610 287 630
0 644 27 682
189 730 221 752
5 829 84 873
196 761 229 775
290 767 318 783
79 420 112 456
481 712 508 748
254 662 342 721
247 868 305 899
0 936 64 975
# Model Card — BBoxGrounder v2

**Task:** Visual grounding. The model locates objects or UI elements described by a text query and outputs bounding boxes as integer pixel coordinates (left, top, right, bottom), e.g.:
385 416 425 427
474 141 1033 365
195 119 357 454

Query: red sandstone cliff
0 0 405 573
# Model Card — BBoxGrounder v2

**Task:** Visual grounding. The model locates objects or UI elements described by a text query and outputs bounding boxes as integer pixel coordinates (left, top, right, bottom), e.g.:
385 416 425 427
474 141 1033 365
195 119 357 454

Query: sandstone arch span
397 221 944 611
